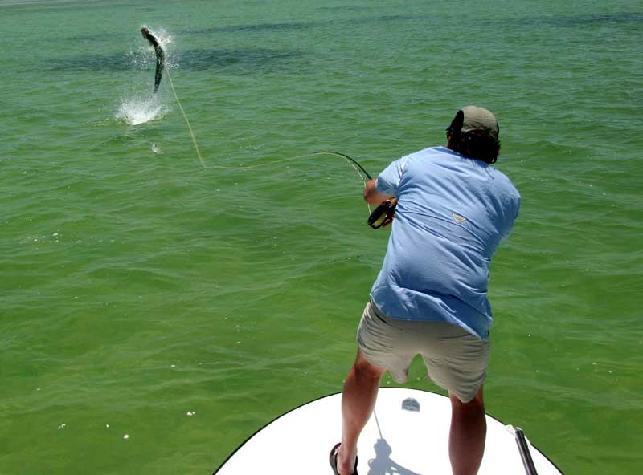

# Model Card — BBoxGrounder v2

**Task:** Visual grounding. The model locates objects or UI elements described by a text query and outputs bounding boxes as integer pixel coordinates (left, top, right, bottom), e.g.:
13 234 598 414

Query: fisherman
140 27 165 93
330 106 520 475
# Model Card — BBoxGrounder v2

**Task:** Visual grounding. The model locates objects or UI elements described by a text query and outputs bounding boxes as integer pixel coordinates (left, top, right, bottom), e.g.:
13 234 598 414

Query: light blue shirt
370 146 520 339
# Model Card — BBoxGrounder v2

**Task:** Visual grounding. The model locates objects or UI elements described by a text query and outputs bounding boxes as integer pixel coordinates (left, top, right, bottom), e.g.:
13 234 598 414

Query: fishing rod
313 151 372 181
313 151 396 229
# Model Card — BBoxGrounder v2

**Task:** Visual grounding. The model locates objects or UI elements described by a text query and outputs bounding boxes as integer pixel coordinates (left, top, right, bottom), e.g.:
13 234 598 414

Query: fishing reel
368 199 397 229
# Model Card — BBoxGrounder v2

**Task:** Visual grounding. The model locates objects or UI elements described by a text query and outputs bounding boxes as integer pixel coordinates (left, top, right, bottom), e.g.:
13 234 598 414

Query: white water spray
117 94 167 125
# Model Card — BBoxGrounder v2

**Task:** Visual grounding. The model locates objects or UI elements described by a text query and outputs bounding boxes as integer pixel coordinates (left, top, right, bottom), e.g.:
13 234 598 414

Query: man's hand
363 179 392 205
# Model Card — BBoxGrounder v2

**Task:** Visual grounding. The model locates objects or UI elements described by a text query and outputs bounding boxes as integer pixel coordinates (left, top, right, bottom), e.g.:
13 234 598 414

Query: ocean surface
1 0 641 473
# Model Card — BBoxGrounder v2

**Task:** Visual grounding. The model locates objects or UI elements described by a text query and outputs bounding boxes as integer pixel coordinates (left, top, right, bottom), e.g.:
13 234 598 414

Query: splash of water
116 95 168 125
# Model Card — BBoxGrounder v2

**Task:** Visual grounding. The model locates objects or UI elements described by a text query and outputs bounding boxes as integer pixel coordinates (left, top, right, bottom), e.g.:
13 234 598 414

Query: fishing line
142 32 381 220
146 63 374 213
165 67 206 169
202 151 373 213
198 151 370 185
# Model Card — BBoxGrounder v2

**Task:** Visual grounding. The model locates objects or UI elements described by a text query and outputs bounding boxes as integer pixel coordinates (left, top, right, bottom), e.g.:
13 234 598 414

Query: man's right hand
363 179 392 205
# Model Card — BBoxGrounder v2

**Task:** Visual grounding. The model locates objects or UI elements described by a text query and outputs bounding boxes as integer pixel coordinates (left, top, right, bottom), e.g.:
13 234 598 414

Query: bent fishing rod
314 151 397 229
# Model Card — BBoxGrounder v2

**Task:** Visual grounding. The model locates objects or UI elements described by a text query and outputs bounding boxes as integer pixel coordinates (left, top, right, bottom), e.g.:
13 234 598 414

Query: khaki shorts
357 301 489 403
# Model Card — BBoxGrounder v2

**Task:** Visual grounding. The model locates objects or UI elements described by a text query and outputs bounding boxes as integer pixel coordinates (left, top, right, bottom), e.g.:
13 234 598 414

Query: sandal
329 442 358 475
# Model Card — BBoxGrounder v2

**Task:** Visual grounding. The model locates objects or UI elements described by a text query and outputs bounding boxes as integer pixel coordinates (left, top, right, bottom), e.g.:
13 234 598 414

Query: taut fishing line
200 151 374 214
160 72 391 223
199 151 367 181
144 33 373 216
166 67 206 169
160 72 383 221
146 35 370 202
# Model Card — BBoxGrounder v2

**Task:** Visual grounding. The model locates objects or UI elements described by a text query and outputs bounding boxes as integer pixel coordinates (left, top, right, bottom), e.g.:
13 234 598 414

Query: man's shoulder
396 146 451 169
406 146 452 159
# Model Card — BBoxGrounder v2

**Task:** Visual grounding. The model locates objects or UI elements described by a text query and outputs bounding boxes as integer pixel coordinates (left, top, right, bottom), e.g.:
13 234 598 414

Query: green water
1 0 642 473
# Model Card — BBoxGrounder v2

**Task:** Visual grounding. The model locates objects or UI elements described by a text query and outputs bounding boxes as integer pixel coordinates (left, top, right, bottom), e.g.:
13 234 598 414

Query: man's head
141 27 150 37
446 106 500 164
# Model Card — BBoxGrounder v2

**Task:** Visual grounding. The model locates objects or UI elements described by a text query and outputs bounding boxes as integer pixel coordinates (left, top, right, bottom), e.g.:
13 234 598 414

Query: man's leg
338 350 385 475
448 386 486 475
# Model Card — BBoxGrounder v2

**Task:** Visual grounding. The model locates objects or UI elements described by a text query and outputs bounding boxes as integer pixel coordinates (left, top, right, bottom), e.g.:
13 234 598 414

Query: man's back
371 146 520 338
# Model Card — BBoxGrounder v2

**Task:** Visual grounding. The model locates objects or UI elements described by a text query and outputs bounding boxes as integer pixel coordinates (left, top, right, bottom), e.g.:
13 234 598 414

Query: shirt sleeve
376 156 410 197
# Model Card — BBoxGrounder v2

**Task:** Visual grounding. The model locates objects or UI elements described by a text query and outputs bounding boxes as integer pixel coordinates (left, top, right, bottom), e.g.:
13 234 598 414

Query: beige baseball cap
459 106 499 139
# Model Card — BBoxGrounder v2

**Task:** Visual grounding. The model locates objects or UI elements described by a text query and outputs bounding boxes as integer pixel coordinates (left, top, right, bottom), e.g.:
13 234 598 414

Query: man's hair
446 109 501 164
